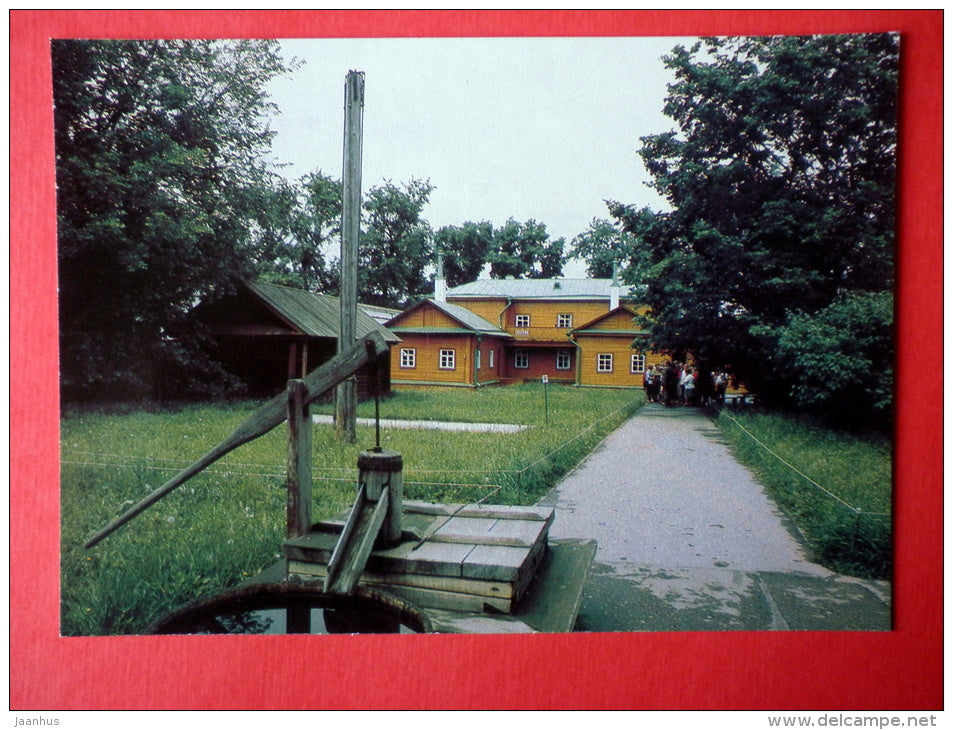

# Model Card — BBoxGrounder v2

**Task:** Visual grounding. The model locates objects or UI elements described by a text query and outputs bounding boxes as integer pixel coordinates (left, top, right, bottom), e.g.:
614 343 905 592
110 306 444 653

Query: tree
610 34 898 415
251 170 340 292
766 291 893 426
358 178 435 308
570 217 645 278
488 218 566 279
53 39 296 400
434 221 494 286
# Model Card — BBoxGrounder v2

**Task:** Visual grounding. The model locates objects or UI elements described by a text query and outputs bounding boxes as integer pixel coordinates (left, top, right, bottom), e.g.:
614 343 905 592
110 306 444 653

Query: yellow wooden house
569 304 665 388
442 276 632 385
387 268 669 389
385 298 512 388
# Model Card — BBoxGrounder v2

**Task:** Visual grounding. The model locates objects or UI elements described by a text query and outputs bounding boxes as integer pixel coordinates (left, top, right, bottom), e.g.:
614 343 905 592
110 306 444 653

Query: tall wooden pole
336 70 364 443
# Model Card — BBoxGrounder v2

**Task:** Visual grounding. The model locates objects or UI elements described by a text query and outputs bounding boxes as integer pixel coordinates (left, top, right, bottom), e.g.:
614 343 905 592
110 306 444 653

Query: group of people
642 361 730 407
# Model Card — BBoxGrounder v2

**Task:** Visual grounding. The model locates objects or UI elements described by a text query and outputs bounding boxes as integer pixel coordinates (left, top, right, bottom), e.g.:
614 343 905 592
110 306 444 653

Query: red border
10 10 942 710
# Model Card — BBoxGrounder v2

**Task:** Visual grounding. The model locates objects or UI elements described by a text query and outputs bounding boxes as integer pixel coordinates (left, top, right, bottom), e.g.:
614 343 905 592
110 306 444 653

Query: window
597 353 613 373
556 313 573 328
631 354 646 373
476 349 481 370
514 349 529 369
439 349 456 370
399 348 416 368
515 314 530 328
556 349 572 370
488 349 495 369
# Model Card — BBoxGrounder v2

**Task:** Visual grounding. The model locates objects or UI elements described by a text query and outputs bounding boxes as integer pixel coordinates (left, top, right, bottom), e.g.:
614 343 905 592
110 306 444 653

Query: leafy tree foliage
434 221 495 287
610 34 898 421
571 217 645 278
488 218 566 279
765 291 893 425
358 178 435 308
252 170 340 292
53 39 296 400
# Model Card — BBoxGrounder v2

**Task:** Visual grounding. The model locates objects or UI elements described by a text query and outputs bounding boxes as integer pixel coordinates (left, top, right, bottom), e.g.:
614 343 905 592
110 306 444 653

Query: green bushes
61 385 641 635
715 408 891 580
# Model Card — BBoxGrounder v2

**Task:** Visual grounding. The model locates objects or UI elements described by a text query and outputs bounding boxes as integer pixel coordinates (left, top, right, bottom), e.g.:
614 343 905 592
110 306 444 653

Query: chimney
434 253 447 302
610 262 620 310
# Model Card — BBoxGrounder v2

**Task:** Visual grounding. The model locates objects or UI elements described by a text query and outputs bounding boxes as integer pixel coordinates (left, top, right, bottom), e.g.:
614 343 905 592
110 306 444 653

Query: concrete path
538 403 891 632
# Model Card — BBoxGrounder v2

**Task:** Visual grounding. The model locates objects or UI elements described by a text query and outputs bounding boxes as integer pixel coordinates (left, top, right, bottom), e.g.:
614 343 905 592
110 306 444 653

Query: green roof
247 281 400 342
447 277 641 300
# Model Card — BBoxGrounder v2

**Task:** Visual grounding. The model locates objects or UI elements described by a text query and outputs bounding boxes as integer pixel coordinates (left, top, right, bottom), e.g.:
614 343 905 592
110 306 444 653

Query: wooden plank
488 517 550 545
325 487 390 595
451 505 554 522
84 331 390 548
426 533 535 548
403 501 458 516
371 582 513 614
462 545 533 584
287 560 515 599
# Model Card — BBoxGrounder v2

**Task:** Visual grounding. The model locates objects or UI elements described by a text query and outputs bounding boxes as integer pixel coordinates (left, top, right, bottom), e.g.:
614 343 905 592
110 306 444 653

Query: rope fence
717 410 890 518
716 409 890 559
61 398 638 508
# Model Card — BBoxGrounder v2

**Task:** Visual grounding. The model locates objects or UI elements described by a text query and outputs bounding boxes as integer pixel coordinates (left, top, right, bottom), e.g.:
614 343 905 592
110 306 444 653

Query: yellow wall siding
506 300 609 342
390 333 475 385
396 305 463 329
582 307 641 332
445 297 509 328
575 334 644 387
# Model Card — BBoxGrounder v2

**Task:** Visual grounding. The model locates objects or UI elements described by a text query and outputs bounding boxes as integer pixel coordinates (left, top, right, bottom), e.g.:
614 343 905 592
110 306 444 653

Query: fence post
849 506 862 558
287 379 312 539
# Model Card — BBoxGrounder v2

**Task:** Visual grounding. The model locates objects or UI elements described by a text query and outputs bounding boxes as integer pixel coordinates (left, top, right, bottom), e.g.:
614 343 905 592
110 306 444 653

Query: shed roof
446 277 639 301
245 281 400 342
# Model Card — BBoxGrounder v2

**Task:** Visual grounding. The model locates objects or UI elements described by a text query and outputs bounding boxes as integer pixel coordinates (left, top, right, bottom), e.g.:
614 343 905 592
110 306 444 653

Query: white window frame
630 354 646 373
597 353 613 373
488 349 495 369
514 314 530 328
556 313 573 328
399 348 416 369
439 348 456 370
556 349 572 371
514 349 529 369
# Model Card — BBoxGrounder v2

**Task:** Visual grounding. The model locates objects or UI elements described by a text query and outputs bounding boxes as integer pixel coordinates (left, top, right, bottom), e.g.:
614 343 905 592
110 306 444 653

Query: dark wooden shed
196 280 400 398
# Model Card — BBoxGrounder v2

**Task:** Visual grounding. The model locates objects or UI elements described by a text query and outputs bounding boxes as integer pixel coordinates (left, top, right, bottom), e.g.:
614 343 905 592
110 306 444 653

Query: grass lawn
715 408 891 580
61 384 642 635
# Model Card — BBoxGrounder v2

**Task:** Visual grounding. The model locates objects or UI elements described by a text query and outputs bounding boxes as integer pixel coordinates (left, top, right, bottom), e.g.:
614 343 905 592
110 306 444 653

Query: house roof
571 305 651 336
386 298 511 337
446 277 640 300
245 281 400 342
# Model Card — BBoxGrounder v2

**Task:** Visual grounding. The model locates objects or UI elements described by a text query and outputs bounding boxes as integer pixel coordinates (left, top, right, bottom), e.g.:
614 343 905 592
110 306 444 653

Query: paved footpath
537 403 891 632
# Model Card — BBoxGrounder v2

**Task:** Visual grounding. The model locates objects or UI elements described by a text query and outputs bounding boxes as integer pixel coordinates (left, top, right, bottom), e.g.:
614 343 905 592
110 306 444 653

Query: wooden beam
335 70 364 443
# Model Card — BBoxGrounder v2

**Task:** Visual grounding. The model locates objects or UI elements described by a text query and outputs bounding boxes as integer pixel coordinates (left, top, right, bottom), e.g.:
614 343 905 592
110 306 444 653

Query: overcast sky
265 36 695 276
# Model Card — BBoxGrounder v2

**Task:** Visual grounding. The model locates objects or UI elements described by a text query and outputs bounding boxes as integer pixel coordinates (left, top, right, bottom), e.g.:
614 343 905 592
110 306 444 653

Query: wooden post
335 70 364 443
287 379 312 538
358 449 403 548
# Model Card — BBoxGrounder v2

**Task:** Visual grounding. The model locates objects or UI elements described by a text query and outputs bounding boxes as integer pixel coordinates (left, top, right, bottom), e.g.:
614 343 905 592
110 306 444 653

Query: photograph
56 33 896 637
